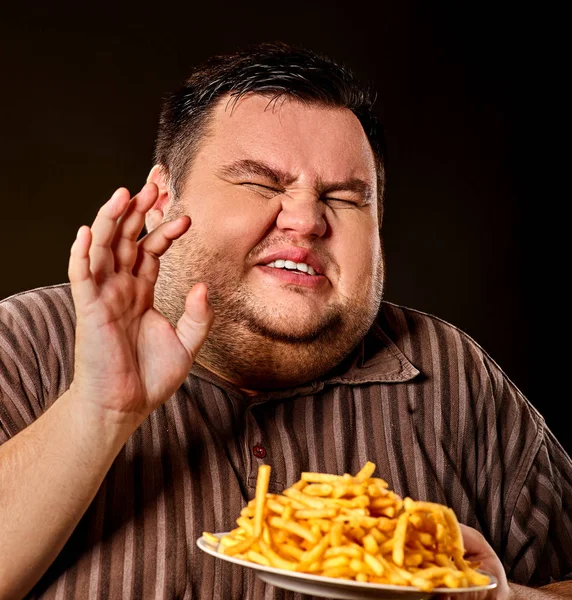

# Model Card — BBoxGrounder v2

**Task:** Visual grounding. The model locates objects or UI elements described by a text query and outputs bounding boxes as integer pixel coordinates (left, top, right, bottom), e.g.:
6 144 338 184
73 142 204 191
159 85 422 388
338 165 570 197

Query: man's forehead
204 93 377 178
210 92 361 134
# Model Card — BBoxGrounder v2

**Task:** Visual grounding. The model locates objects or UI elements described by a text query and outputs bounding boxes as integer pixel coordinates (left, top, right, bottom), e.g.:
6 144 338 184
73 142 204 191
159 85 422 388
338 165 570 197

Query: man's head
148 43 386 390
154 42 385 214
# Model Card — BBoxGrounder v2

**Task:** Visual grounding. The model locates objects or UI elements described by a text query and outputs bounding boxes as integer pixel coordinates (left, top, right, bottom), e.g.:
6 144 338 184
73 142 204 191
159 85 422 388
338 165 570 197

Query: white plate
197 533 498 600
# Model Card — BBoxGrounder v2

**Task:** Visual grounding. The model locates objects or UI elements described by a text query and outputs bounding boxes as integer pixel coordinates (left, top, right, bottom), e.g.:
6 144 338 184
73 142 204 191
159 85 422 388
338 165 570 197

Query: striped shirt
1 284 571 599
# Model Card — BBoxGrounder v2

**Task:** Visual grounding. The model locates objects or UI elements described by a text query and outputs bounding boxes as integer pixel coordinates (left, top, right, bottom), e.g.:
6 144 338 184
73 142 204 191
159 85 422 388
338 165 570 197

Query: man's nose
275 192 327 238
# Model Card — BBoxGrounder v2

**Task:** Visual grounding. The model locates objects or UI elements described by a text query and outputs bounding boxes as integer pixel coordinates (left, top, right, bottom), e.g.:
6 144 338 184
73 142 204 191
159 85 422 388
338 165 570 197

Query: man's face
155 94 384 388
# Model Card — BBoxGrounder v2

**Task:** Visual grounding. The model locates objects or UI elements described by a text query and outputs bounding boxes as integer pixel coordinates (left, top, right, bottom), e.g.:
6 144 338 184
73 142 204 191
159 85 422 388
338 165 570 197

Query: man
0 43 570 600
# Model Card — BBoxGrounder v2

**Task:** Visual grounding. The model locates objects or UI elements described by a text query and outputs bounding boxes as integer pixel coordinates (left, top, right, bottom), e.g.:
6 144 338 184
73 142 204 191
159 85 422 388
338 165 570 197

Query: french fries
203 461 490 592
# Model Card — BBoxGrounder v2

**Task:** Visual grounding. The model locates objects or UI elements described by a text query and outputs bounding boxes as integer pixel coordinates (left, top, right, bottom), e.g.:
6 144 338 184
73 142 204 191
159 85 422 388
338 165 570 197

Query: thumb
175 283 214 362
460 525 488 557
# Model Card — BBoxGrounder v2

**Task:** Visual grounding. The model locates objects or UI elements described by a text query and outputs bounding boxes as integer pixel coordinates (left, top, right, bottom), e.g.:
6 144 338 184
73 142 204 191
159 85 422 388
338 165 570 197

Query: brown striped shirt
1 284 571 599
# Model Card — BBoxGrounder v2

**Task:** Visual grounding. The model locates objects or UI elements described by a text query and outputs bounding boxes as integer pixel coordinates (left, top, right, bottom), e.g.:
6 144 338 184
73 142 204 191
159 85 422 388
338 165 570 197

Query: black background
1 3 568 453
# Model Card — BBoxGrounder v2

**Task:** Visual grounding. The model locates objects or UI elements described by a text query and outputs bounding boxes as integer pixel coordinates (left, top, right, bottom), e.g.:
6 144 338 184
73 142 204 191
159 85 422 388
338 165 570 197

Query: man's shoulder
1 282 73 308
375 300 490 359
371 300 522 391
0 284 76 437
1 283 73 308
0 283 76 361
0 283 75 334
375 300 540 422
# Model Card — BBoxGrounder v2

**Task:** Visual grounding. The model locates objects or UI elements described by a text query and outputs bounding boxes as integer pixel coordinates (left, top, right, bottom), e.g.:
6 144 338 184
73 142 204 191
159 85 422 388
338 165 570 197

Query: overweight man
1 43 571 600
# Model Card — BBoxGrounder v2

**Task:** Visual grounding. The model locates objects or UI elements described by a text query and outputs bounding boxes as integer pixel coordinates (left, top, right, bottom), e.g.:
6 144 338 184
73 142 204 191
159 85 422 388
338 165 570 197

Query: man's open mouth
264 260 317 276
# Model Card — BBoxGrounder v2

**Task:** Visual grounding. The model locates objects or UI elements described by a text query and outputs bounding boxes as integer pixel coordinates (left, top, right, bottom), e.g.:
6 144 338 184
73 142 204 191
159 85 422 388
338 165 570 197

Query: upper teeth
267 260 317 276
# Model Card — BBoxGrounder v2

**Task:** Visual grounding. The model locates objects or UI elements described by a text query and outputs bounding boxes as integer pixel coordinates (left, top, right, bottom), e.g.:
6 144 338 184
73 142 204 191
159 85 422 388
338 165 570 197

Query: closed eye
324 197 362 209
242 182 282 198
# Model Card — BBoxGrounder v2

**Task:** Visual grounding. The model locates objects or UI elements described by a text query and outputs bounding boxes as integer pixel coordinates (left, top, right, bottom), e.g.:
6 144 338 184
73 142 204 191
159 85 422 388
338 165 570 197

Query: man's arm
0 389 141 600
0 183 213 600
510 581 572 599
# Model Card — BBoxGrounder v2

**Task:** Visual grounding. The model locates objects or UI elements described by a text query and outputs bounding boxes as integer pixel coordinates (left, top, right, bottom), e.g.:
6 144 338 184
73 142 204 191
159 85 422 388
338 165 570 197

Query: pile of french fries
203 462 491 592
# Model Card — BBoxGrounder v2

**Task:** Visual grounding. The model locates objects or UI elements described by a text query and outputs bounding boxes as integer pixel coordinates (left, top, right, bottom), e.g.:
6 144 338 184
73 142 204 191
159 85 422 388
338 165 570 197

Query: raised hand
68 183 213 425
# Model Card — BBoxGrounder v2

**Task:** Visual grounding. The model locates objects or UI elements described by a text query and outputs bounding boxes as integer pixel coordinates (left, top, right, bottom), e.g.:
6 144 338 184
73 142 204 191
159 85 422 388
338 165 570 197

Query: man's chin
241 312 344 345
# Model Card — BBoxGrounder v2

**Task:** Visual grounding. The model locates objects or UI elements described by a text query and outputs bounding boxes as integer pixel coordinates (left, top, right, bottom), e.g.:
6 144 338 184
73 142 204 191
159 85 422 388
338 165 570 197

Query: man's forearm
0 389 139 600
511 581 572 599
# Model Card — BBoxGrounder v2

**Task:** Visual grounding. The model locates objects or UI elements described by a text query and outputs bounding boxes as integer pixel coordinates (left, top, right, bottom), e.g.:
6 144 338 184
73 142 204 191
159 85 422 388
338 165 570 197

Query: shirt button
253 444 267 459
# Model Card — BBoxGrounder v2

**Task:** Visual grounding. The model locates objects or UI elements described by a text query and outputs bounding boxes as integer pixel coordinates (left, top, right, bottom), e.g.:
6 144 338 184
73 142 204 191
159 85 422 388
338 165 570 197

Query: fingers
111 184 160 272
88 187 132 277
175 283 214 363
75 182 184 290
68 225 98 307
133 215 191 283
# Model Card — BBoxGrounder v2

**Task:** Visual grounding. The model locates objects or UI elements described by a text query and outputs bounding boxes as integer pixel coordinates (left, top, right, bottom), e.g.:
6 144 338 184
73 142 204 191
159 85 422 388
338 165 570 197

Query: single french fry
392 512 409 566
324 545 362 559
283 488 327 510
371 477 389 489
332 483 349 498
202 531 220 546
453 549 491 586
279 543 304 561
378 506 396 518
301 472 346 483
370 496 395 510
322 566 353 578
253 464 271 538
267 499 285 515
290 479 307 491
236 516 254 537
411 530 435 547
363 552 384 576
269 516 317 544
297 532 331 571
443 572 462 588
321 555 350 570
294 508 338 520
404 552 424 567
444 508 464 553
354 461 376 481
377 517 397 532
246 549 271 566
258 539 297 571
369 528 386 544
409 513 424 529
223 536 256 556
304 483 334 496
282 504 293 521
362 533 379 555
435 552 451 567
330 522 343 547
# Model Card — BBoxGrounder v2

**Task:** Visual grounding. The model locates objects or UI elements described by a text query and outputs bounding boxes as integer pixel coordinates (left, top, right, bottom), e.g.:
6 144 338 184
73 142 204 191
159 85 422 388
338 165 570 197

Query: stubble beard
154 231 385 390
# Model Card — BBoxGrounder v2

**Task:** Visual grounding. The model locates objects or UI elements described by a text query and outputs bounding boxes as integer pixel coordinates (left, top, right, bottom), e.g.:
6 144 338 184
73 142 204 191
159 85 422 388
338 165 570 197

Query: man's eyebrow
218 159 374 201
217 159 296 187
317 178 374 202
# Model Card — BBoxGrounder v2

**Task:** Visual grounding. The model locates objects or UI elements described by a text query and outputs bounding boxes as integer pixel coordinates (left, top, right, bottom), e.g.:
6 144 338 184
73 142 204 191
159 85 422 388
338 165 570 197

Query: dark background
1 4 567 453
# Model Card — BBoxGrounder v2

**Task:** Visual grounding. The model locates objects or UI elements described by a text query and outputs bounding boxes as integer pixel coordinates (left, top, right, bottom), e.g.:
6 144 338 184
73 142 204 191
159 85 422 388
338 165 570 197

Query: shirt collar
321 321 419 386
189 316 420 399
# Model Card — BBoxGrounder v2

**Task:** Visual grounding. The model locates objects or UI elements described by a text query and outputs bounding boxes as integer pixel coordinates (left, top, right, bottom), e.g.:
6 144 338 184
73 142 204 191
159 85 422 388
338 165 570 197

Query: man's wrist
509 581 572 599
62 386 144 449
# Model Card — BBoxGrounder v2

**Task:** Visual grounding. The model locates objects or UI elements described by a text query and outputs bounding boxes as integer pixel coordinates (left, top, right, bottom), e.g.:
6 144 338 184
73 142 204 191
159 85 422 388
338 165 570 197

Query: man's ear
146 165 172 232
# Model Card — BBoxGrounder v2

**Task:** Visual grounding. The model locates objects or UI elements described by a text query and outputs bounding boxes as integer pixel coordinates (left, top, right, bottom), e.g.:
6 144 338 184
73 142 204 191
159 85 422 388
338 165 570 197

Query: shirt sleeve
504 425 572 585
0 286 76 444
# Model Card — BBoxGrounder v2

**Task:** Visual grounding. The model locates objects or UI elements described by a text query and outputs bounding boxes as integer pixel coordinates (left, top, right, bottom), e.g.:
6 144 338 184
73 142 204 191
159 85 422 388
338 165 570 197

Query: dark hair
154 42 385 208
